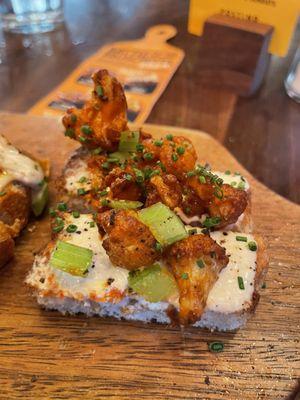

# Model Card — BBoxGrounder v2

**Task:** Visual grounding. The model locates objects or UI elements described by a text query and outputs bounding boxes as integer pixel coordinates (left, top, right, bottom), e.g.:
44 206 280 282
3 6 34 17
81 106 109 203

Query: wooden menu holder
198 14 274 96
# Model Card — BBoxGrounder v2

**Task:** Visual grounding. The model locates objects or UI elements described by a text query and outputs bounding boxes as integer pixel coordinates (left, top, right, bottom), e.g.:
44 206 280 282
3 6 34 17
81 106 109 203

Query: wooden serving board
0 113 299 400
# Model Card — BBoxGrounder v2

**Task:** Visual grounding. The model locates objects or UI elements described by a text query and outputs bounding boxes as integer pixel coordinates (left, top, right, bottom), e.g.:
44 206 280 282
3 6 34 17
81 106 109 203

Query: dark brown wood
0 0 298 204
0 112 299 400
199 14 273 96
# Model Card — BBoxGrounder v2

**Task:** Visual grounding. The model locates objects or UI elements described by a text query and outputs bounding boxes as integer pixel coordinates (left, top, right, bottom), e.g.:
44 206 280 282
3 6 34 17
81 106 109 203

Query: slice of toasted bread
26 214 268 331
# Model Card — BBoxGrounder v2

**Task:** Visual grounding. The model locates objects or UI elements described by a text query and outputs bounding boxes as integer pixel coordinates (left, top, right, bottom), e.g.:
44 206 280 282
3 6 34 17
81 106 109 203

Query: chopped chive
136 143 144 152
237 181 246 190
236 235 247 242
154 140 163 147
57 202 67 212
248 241 257 251
143 152 153 161
102 162 110 170
133 168 144 183
52 225 64 233
238 276 245 290
70 114 77 124
197 259 205 268
77 188 87 196
199 175 206 184
65 128 75 138
231 181 237 187
155 242 162 252
101 199 109 207
49 208 57 217
225 170 231 175
89 221 95 228
214 187 223 199
156 160 166 172
172 153 178 162
262 282 266 289
149 169 160 178
78 176 87 183
0 191 6 197
181 272 189 280
79 136 87 143
176 146 185 155
202 216 221 228
66 224 78 233
125 173 132 181
187 171 196 178
99 190 108 197
188 228 197 236
55 217 64 225
81 125 93 135
208 342 224 353
184 206 191 214
92 147 102 155
234 172 241 176
166 134 173 141
72 211 80 218
96 85 104 98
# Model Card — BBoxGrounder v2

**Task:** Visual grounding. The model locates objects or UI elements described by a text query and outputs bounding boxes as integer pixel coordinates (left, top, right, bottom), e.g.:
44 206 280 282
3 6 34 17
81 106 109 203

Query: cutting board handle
144 24 177 44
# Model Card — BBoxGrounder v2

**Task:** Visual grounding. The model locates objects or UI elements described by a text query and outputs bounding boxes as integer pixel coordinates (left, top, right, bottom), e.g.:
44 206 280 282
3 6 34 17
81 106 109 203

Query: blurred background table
0 0 299 203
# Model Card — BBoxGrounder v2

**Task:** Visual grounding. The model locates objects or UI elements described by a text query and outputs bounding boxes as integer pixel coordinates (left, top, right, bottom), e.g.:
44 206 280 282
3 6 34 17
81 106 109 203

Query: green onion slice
138 202 188 246
236 236 247 242
238 276 245 290
118 131 140 152
50 240 93 277
208 342 224 352
202 216 221 228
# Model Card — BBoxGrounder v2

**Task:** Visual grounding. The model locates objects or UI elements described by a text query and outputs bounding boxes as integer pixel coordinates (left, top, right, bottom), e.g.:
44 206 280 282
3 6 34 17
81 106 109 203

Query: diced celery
31 182 49 217
118 131 140 152
128 263 178 302
108 151 130 162
108 199 143 210
138 202 188 246
50 240 93 277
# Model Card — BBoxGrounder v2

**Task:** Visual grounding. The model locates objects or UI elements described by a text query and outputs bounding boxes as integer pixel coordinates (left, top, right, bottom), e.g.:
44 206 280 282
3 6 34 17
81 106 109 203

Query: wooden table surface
0 0 299 205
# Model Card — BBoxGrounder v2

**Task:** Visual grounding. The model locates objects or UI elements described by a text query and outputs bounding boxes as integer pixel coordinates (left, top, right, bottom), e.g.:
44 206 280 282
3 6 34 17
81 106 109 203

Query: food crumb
204 376 210 385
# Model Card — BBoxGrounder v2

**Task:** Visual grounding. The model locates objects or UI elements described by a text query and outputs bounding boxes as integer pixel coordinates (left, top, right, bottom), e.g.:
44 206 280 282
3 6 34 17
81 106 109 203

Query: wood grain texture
0 0 299 203
0 113 299 399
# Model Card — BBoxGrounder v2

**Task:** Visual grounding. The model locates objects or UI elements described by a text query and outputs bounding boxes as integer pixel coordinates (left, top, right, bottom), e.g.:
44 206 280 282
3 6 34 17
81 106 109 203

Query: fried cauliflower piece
0 221 14 268
146 174 182 209
186 175 248 228
166 234 228 325
98 209 161 270
0 183 30 237
104 166 143 201
62 69 128 151
208 184 248 228
159 136 197 179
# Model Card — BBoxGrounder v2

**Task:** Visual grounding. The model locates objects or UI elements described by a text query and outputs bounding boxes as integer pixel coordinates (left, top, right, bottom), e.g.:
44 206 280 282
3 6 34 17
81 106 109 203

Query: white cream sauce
64 159 92 195
52 214 128 297
214 170 250 191
208 231 257 313
0 134 44 190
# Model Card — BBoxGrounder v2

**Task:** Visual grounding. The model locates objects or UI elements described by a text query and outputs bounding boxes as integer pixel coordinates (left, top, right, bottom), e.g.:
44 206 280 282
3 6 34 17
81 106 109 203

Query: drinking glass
285 46 300 103
0 0 64 34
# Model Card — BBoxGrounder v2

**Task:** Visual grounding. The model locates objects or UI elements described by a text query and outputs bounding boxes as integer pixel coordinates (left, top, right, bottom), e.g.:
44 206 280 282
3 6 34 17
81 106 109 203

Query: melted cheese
0 134 44 190
52 214 128 298
208 231 257 313
64 159 92 195
214 171 250 191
